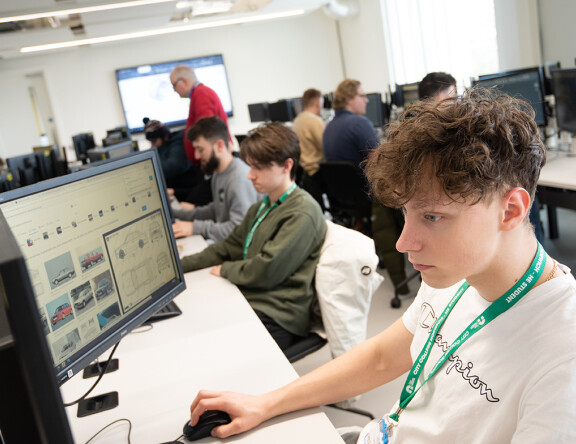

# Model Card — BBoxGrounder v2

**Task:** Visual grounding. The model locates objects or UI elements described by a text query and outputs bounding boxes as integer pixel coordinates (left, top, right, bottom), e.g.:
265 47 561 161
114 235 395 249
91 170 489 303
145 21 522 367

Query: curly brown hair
365 88 546 208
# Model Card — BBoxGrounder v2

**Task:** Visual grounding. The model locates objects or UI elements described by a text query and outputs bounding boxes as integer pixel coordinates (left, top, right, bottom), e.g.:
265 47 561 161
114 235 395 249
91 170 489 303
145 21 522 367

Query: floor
292 206 576 430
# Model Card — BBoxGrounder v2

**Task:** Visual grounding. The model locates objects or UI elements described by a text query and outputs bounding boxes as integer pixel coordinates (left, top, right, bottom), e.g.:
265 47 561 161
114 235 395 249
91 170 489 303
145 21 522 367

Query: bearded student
172 116 262 242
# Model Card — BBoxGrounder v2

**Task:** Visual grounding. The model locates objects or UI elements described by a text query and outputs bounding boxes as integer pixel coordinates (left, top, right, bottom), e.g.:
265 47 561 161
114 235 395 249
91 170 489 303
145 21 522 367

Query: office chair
317 161 372 235
285 221 383 419
390 271 420 308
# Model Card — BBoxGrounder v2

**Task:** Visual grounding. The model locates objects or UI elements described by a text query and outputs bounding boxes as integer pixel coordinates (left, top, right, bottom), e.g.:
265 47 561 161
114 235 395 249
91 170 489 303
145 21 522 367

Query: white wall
537 0 576 68
0 9 345 160
494 0 542 71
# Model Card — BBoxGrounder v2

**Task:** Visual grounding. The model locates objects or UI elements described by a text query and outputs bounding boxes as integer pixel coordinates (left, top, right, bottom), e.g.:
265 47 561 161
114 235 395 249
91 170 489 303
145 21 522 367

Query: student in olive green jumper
180 123 327 353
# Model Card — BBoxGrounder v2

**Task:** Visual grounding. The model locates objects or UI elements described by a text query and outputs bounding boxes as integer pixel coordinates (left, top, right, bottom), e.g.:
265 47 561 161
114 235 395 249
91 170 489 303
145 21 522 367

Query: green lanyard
242 183 297 259
390 242 546 424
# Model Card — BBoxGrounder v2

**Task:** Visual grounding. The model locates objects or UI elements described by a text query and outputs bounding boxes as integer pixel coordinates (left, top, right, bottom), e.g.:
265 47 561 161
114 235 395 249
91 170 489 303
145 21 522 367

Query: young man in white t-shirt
185 88 576 443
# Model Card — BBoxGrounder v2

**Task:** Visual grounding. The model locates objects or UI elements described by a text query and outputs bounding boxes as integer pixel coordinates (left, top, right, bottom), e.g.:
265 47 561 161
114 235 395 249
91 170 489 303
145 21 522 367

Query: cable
131 323 154 333
63 341 120 407
84 418 132 444
0 426 6 444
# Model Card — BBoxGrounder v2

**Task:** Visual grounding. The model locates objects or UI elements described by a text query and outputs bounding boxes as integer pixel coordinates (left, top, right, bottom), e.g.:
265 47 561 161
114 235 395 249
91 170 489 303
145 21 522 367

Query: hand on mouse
189 390 271 439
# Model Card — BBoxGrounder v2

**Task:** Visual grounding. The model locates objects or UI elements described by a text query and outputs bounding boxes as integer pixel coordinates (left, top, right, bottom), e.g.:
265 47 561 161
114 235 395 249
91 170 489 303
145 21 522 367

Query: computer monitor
550 67 576 135
473 67 548 126
365 92 384 128
116 54 233 133
86 140 135 163
0 171 16 192
0 213 75 443
290 97 304 116
0 150 186 394
268 100 295 122
72 133 96 164
6 153 41 187
248 102 270 123
35 147 58 181
392 82 420 108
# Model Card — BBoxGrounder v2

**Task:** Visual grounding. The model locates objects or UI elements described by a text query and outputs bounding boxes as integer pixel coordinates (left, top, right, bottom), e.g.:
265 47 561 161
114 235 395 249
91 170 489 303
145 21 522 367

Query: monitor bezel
0 150 186 386
474 66 548 126
550 67 576 135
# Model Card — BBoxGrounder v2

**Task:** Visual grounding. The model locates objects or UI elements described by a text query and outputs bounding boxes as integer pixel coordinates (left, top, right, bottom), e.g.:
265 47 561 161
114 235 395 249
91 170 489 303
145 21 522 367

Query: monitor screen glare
550 68 576 135
116 54 233 133
474 68 547 126
0 152 184 385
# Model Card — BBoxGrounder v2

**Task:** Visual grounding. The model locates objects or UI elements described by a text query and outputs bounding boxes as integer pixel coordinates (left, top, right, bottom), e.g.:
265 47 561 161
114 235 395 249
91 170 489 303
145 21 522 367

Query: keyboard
145 300 182 324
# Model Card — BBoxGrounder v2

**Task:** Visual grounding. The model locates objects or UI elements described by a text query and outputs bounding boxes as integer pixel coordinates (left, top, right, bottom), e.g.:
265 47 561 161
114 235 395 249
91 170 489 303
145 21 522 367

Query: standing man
172 117 262 242
179 123 327 352
292 88 325 176
170 65 229 164
322 78 378 167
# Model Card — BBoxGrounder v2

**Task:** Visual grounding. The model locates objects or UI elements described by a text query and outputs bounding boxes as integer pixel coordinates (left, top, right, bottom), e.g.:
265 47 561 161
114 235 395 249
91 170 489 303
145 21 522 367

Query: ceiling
0 0 336 60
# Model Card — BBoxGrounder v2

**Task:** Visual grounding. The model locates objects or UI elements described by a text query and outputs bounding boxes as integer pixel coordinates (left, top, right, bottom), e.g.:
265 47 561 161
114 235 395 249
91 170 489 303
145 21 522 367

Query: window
383 0 499 89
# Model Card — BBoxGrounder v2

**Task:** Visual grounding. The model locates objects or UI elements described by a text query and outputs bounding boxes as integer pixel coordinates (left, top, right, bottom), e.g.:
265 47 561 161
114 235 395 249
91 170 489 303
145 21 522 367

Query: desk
63 236 343 443
537 152 576 239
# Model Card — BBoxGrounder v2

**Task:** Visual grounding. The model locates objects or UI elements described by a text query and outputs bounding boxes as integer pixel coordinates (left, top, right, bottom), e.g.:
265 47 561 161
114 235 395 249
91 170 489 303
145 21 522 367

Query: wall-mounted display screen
116 54 233 133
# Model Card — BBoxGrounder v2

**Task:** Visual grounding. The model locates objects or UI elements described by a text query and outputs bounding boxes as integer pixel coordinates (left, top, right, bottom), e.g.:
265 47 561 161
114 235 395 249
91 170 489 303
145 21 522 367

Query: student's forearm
265 318 413 418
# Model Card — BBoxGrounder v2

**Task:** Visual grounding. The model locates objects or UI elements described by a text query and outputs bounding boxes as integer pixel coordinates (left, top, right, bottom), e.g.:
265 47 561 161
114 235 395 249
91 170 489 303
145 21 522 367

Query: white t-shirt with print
360 265 576 444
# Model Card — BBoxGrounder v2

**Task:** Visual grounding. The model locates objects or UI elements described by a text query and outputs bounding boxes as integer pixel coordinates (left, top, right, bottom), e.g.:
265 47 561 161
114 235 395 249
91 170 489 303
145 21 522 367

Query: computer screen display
0 150 185 386
268 100 295 122
550 68 576 135
116 54 233 133
473 67 547 126
365 92 384 128
248 103 270 123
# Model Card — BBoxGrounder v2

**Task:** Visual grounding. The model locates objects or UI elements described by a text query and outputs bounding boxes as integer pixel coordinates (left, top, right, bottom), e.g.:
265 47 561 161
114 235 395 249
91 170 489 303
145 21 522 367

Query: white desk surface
63 235 343 444
539 151 576 191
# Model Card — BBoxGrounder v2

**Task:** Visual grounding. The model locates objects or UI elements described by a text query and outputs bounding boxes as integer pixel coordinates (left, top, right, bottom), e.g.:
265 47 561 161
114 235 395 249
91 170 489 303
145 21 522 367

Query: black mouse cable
63 341 120 407
83 418 132 444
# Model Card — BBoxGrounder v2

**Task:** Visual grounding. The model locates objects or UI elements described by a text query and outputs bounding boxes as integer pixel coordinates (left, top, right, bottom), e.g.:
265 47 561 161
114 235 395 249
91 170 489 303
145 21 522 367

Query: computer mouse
183 410 231 441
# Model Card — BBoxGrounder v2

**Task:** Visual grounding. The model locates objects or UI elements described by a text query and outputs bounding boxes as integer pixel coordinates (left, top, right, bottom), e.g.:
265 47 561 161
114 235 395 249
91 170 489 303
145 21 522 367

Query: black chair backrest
318 161 371 209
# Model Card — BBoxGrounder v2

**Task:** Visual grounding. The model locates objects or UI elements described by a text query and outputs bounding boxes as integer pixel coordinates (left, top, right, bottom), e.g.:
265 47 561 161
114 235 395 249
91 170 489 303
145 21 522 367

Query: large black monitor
0 213 75 443
248 102 270 122
550 68 576 135
0 150 186 391
268 99 295 122
116 54 233 133
86 140 135 163
6 153 40 187
72 132 96 164
473 67 548 126
365 92 384 128
392 82 419 108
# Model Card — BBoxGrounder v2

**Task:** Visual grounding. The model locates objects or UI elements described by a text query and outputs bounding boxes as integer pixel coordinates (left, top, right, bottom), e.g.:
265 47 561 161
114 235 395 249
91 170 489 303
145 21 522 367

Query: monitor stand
77 392 119 417
82 358 119 379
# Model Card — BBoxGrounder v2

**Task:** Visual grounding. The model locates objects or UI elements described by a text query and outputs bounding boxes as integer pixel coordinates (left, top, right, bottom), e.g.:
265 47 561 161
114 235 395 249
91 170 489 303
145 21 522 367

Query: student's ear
215 139 226 154
501 187 531 231
283 158 294 175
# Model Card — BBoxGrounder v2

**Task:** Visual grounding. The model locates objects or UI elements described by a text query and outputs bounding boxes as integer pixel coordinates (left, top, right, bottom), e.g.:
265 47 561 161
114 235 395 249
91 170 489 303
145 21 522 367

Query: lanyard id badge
242 182 296 259
380 243 546 440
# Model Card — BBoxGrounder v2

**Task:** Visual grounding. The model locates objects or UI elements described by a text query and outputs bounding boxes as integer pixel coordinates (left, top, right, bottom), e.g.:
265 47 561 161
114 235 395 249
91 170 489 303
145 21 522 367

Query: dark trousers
254 310 303 352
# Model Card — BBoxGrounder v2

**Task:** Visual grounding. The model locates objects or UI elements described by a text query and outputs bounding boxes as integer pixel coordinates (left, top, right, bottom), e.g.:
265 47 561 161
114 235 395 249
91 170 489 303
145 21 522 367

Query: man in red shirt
170 65 229 164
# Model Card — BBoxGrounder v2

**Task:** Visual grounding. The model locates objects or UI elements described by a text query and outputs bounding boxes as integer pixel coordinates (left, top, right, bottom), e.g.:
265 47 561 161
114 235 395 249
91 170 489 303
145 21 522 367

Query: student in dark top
322 78 378 167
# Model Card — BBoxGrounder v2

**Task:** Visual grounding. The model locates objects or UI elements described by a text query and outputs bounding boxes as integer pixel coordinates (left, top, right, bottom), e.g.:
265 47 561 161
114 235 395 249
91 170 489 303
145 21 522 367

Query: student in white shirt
185 88 576 443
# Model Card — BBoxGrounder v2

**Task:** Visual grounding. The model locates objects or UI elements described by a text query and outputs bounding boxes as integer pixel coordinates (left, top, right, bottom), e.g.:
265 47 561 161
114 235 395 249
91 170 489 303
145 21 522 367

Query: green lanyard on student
387 242 546 430
242 183 297 259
